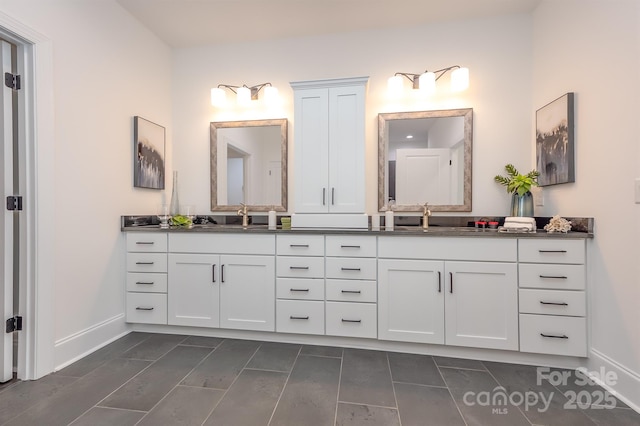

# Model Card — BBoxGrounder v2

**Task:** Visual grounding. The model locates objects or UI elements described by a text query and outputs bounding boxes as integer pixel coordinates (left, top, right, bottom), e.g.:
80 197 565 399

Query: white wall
172 14 533 216
0 1 172 368
533 0 640 408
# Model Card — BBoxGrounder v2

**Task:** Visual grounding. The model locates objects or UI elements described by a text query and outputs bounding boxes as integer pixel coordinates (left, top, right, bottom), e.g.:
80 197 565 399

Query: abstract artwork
133 116 165 189
536 93 575 186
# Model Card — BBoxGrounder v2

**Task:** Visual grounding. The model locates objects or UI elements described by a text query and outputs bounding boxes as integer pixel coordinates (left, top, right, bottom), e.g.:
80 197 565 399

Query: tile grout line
391 379 449 389
482 362 535 426
199 341 263 426
132 340 223 426
386 352 403 426
266 345 303 425
332 347 344 426
435 362 469 426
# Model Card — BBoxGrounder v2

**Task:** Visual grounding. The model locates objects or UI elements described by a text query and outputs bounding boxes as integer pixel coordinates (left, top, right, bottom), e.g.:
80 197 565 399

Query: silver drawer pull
290 244 309 248
540 333 568 339
135 241 154 245
135 306 154 311
290 315 309 320
340 245 361 249
341 267 361 271
540 301 569 306
135 261 154 265
135 281 154 285
290 288 310 292
538 250 568 253
539 275 568 279
289 266 309 270
341 290 361 294
341 319 362 323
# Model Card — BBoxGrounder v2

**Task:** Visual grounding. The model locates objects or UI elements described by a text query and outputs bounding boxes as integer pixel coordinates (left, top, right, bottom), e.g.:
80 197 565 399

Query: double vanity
124 224 592 362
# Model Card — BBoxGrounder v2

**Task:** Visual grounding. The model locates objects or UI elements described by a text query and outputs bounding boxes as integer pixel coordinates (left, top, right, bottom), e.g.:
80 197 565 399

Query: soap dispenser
385 202 394 231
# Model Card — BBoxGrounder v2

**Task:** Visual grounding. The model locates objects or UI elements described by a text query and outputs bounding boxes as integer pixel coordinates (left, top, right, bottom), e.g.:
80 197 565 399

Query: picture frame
535 92 575 186
133 116 165 189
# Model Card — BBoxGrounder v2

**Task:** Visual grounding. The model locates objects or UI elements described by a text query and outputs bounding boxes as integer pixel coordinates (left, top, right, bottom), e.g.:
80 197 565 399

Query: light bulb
451 67 469 92
263 86 279 106
211 88 226 107
418 72 436 95
236 86 251 106
387 75 404 96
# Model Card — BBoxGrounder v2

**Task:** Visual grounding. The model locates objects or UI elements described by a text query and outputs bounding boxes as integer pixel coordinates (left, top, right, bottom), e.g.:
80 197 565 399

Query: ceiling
116 0 541 48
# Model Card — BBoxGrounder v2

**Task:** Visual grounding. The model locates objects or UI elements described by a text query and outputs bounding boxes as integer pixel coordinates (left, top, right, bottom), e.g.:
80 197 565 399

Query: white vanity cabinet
291 77 368 224
518 239 587 357
168 234 275 332
125 233 168 324
378 237 519 350
275 235 325 335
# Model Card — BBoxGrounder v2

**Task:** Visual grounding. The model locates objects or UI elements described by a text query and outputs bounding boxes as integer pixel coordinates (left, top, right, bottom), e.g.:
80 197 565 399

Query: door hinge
4 72 21 90
6 196 22 211
5 316 22 333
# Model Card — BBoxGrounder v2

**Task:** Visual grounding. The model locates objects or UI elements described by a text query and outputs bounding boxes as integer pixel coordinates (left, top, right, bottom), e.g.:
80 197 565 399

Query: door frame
0 11 56 380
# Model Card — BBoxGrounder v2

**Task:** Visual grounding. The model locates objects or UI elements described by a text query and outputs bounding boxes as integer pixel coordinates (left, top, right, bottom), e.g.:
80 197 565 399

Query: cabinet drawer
519 289 586 317
276 278 324 301
379 236 517 262
126 293 167 324
277 235 325 256
519 264 585 290
325 302 377 339
518 239 585 264
126 272 167 293
326 257 376 280
326 279 376 303
127 253 167 273
126 232 167 252
276 300 325 335
277 256 324 278
169 233 275 255
326 236 376 257
519 314 586 357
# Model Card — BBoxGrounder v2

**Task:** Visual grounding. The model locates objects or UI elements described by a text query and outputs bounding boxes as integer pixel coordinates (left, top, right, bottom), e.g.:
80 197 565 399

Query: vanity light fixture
211 82 279 107
387 65 469 96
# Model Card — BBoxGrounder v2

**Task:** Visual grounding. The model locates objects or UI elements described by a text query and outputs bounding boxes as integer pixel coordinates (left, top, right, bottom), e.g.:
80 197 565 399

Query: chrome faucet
422 202 431 229
237 203 249 227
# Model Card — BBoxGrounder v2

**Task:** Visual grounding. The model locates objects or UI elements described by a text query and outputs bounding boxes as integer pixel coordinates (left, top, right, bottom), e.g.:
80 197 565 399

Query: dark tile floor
0 332 638 425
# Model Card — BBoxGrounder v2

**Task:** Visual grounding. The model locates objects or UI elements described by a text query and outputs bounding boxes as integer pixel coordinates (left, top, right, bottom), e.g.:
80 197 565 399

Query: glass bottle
169 171 179 216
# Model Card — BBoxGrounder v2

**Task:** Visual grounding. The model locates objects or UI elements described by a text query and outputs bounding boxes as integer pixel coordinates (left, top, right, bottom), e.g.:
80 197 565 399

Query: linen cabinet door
168 254 220 328
219 255 275 332
444 261 518 350
378 259 445 344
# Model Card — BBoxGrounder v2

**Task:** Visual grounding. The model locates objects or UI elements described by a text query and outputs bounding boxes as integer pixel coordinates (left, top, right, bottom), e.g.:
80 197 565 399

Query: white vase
169 171 180 216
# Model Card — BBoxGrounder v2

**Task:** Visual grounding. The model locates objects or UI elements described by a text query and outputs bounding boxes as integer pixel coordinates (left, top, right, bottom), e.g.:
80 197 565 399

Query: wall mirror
210 118 288 211
378 108 472 212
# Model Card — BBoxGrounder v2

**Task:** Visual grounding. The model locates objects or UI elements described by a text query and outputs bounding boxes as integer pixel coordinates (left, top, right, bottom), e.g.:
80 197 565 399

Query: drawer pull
538 250 568 253
341 267 361 271
341 319 362 323
290 288 310 292
135 306 154 311
289 266 310 270
135 261 154 265
135 281 154 285
212 264 216 283
323 188 326 206
539 275 568 279
540 333 569 339
290 315 309 320
437 271 442 293
332 187 335 205
449 272 454 293
540 301 569 306
135 241 154 245
289 244 309 248
341 290 361 294
340 245 361 249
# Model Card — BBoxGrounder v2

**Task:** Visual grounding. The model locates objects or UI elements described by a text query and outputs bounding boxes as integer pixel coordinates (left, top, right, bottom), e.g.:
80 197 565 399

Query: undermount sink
192 223 269 230
392 225 481 233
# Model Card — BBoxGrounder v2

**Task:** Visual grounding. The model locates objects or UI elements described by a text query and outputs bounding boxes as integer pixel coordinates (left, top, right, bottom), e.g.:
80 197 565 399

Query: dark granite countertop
121 215 594 238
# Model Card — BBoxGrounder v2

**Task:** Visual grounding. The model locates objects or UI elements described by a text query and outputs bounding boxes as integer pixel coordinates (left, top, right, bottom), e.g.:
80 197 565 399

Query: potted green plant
494 164 539 216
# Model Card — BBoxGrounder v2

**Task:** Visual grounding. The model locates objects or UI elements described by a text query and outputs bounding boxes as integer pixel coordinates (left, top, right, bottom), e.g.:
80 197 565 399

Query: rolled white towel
504 216 536 226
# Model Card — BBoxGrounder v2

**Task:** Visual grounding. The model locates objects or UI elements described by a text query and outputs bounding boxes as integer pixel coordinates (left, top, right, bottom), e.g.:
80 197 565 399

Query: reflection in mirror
378 109 472 212
210 119 288 211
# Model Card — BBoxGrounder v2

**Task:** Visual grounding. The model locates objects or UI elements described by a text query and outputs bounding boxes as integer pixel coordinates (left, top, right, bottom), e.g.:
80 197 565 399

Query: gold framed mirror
378 108 472 212
210 118 288 212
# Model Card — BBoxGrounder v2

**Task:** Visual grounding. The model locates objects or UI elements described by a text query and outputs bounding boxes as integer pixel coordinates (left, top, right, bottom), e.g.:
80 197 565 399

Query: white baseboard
53 313 130 371
586 348 640 413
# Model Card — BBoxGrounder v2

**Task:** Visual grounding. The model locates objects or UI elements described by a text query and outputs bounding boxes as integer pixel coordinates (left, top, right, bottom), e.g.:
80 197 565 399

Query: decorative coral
544 215 572 233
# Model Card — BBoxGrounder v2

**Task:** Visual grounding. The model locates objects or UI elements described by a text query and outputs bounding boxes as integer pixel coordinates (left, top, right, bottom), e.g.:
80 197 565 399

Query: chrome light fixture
211 82 279 107
388 65 469 96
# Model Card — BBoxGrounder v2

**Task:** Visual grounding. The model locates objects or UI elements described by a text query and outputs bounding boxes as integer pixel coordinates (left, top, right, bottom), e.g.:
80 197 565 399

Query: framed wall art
133 116 165 189
535 92 575 186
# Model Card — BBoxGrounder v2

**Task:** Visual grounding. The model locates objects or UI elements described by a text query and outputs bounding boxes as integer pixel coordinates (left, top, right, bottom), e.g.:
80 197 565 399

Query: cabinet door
168 254 219 327
444 261 518 350
220 255 275 331
294 88 329 213
328 85 365 213
378 259 445 344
